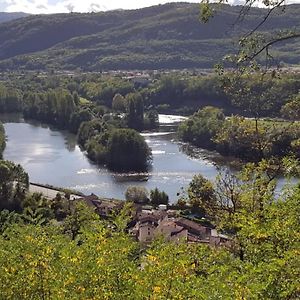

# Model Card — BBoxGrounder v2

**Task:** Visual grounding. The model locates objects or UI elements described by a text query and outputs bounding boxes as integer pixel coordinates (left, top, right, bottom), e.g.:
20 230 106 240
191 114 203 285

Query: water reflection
1 113 77 152
2 113 291 202
178 142 241 171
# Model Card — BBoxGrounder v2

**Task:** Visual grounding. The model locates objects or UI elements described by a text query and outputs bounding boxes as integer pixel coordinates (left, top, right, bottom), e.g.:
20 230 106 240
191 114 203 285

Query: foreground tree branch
244 32 300 62
240 0 286 40
200 0 300 69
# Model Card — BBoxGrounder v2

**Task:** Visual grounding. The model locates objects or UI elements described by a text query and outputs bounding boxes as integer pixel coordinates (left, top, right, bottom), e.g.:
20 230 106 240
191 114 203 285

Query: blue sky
0 0 299 13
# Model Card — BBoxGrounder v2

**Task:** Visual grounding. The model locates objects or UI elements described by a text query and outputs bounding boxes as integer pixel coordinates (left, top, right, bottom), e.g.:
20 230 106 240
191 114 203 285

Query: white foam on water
77 168 97 175
141 132 173 137
152 150 166 155
72 183 110 190
158 114 187 124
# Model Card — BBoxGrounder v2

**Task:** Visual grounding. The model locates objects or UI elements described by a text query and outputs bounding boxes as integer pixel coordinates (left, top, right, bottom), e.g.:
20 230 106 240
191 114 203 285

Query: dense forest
0 3 299 70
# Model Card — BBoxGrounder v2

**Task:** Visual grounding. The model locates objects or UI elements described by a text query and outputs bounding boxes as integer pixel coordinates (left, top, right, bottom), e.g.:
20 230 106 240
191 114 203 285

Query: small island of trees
77 119 152 172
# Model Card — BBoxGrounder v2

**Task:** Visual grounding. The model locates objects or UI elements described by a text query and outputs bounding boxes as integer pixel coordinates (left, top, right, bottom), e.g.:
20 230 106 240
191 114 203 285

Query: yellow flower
25 235 34 242
77 286 86 293
148 255 157 262
96 257 104 266
25 254 32 260
153 286 161 293
45 246 52 255
70 257 78 263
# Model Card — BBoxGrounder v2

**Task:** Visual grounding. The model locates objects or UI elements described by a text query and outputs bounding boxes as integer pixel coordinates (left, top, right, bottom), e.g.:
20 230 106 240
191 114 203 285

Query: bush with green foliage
281 94 300 121
187 174 216 215
69 108 93 133
77 119 106 148
178 106 225 149
150 188 169 206
214 117 300 161
144 110 159 130
112 93 127 112
106 128 152 172
125 92 144 131
0 160 29 212
125 186 149 204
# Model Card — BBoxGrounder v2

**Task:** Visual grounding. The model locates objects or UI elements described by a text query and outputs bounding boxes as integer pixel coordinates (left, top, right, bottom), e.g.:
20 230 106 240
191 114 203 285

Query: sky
0 0 299 14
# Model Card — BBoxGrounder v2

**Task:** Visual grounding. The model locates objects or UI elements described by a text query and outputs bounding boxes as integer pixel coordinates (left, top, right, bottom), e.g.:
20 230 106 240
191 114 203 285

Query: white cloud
2 0 202 14
2 0 300 14
3 0 104 13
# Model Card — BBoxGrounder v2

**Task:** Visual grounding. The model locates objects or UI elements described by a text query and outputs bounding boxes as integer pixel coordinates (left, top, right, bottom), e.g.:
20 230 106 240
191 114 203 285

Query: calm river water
1 114 226 202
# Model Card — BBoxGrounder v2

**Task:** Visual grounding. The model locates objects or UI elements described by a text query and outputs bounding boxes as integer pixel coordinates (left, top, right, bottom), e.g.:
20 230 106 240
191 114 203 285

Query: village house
154 219 188 243
175 218 212 243
79 195 230 247
130 208 230 246
122 72 151 88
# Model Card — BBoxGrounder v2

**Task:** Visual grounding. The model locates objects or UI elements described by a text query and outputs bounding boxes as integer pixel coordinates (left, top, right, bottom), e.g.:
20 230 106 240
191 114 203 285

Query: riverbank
1 113 221 202
178 108 300 162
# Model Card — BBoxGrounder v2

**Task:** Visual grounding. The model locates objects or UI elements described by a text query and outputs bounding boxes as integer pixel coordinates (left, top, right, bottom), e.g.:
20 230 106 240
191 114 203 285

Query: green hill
0 3 299 71
0 12 28 23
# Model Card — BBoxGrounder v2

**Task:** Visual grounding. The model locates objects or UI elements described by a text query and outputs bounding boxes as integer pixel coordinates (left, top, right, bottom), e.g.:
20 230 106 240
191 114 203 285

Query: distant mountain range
0 3 299 71
0 12 28 23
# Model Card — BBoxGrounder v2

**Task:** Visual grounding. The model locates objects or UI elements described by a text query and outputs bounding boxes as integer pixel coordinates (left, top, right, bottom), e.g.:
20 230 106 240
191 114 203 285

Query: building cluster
129 207 229 246
79 194 230 247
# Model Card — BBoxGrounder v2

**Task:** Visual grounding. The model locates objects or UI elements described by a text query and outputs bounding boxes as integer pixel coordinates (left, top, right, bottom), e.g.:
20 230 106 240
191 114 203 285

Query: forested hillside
0 12 28 23
0 3 299 71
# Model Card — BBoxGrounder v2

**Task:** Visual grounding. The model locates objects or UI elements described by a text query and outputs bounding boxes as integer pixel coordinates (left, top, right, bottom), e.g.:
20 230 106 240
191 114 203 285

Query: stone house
154 219 188 242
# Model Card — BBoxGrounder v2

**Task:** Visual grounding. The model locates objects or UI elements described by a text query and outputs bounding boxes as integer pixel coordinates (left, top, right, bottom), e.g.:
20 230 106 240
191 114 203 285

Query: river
1 114 227 202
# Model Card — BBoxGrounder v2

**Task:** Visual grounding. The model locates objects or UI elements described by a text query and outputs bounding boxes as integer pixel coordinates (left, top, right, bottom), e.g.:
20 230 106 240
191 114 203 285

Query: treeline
0 83 22 112
0 74 160 132
24 89 78 129
179 106 300 161
1 72 299 118
177 72 300 161
221 72 300 118
0 158 299 299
